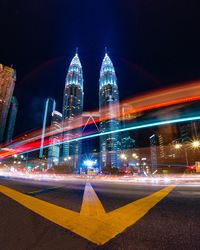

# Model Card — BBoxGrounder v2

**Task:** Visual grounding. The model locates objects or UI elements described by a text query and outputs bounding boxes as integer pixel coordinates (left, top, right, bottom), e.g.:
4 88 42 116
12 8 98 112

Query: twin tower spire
65 48 117 90
62 49 120 169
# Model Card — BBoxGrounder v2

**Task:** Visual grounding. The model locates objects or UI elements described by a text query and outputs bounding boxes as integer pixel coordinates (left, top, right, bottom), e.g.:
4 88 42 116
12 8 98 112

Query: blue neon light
18 115 200 155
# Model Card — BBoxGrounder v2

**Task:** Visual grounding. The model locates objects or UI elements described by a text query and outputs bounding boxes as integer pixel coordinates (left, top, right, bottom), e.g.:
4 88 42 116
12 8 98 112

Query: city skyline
45 50 124 170
1 2 200 249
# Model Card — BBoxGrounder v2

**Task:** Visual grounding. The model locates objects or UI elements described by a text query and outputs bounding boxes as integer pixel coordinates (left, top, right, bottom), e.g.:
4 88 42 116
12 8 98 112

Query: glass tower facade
47 110 62 169
99 53 120 170
4 96 18 142
62 53 84 170
39 98 56 158
150 134 158 172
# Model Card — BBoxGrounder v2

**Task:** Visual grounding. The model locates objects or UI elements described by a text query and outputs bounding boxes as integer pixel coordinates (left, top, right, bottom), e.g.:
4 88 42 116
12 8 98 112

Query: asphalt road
0 177 200 250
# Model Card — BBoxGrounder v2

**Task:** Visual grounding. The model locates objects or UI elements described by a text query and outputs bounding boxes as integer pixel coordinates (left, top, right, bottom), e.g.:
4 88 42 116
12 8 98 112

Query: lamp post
174 140 200 166
192 140 200 148
132 153 140 172
174 143 188 166
120 153 127 171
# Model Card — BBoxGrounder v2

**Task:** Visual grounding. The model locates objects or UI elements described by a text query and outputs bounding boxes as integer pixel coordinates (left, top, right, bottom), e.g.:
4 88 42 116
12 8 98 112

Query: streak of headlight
13 115 200 156
5 80 200 147
6 95 200 149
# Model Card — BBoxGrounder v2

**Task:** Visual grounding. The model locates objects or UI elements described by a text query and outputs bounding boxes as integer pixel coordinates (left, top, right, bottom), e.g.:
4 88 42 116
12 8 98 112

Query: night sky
1 0 200 136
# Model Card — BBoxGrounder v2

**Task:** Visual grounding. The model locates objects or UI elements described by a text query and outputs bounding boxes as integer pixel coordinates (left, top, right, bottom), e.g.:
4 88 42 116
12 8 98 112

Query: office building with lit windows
39 98 56 158
47 110 62 169
4 96 18 142
0 64 16 143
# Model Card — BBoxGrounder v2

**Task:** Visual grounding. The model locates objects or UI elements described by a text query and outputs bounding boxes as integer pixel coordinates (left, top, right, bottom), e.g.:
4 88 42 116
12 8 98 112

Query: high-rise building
121 136 135 150
39 98 56 158
47 110 62 169
0 64 16 143
99 52 120 170
120 103 135 151
157 124 178 159
149 134 158 172
62 52 84 170
4 96 18 142
178 121 200 143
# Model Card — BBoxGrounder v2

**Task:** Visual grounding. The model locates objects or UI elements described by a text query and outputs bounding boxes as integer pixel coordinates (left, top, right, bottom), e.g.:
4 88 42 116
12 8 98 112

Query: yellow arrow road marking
80 182 105 217
105 185 175 233
0 184 175 245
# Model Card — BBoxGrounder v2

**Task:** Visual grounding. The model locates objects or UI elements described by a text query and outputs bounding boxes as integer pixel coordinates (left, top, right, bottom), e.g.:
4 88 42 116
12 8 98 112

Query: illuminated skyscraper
47 110 62 169
39 98 56 158
149 134 158 172
0 64 16 143
4 96 18 142
121 103 135 151
62 51 84 169
99 52 120 170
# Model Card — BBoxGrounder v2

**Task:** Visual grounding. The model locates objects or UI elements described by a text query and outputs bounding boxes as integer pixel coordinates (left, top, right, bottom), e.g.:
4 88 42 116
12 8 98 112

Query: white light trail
18 115 200 155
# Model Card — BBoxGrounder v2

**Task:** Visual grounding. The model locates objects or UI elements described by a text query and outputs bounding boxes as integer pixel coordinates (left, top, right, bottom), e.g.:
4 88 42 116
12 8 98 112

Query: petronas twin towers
62 50 120 171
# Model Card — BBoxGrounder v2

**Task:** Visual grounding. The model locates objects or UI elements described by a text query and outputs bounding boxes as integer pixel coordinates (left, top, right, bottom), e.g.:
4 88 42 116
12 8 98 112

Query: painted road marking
80 182 105 217
0 184 175 245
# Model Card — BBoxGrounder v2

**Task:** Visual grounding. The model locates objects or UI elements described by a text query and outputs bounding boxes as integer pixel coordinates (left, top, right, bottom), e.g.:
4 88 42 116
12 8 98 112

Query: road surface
0 176 200 250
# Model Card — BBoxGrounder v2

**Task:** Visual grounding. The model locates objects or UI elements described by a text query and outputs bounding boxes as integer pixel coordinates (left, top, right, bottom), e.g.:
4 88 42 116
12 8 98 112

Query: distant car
188 165 196 172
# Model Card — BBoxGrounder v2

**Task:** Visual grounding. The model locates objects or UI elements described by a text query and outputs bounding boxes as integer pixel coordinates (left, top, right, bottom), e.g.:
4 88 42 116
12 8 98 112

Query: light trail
3 80 200 149
3 94 200 153
61 115 200 144
1 171 200 186
12 95 200 147
1 80 200 159
2 114 200 157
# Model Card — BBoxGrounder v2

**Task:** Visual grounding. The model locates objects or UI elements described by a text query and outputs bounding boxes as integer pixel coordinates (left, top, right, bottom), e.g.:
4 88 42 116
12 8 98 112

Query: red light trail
1 80 200 159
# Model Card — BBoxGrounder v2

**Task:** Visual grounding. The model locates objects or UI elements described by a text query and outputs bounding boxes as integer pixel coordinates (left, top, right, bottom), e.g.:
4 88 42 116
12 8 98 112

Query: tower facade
39 98 56 158
4 96 18 142
0 64 16 143
62 52 84 170
47 110 62 169
120 103 135 152
99 53 120 170
149 134 158 172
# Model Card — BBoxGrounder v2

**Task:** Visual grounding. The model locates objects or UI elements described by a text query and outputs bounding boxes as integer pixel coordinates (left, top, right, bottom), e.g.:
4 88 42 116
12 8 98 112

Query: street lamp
120 153 126 160
132 153 139 159
174 140 200 166
174 143 188 166
120 153 128 171
64 156 71 161
192 140 200 148
174 143 182 149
